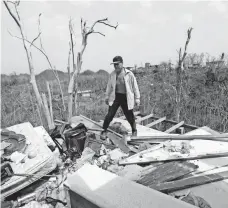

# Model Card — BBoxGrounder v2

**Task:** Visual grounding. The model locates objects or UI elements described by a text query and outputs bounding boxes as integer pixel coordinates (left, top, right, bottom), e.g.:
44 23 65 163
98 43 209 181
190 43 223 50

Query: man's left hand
135 99 140 107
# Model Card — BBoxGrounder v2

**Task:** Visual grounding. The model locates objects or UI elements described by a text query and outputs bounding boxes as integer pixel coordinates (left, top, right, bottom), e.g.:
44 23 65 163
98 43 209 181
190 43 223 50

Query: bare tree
67 18 118 122
3 1 54 128
175 27 193 122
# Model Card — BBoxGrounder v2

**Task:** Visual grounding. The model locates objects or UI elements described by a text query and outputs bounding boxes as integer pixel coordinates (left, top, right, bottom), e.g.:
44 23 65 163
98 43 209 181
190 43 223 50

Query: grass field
1 66 228 132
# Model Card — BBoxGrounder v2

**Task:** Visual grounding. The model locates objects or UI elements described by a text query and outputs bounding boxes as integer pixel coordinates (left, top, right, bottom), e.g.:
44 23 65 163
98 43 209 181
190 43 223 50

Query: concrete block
65 164 195 208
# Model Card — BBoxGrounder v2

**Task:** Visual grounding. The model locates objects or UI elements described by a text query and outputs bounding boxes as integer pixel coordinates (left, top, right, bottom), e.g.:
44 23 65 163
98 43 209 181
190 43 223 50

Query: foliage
1 62 228 132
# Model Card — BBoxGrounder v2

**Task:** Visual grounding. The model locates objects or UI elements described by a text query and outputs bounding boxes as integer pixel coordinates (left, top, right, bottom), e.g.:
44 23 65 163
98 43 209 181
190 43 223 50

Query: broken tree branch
67 17 117 122
30 32 41 47
4 1 20 28
181 27 193 63
46 81 54 126
67 41 72 82
91 31 105 36
175 27 193 122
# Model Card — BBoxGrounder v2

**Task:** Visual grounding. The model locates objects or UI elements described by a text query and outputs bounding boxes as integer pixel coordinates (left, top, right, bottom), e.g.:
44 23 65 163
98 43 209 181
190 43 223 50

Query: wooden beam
130 134 228 143
136 113 153 123
79 115 123 138
151 170 228 193
146 117 166 128
165 121 184 133
107 132 130 153
119 152 228 165
118 111 140 119
150 116 198 129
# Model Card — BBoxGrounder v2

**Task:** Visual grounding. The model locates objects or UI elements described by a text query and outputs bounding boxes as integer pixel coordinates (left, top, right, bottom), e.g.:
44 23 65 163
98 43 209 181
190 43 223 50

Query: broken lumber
150 116 198 129
137 162 198 186
79 115 123 138
146 117 166 128
136 113 153 124
165 121 185 133
119 152 228 165
150 170 228 193
131 134 228 142
107 132 130 153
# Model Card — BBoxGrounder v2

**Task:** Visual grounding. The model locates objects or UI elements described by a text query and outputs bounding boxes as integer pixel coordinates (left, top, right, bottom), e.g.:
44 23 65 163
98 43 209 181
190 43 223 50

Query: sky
1 0 228 75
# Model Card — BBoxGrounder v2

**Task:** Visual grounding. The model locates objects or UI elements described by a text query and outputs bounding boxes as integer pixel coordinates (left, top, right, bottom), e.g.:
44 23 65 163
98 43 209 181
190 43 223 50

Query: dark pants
103 93 137 132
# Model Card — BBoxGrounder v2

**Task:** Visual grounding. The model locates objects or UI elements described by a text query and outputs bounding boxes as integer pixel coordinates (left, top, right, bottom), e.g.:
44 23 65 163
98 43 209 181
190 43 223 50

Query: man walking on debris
101 56 140 139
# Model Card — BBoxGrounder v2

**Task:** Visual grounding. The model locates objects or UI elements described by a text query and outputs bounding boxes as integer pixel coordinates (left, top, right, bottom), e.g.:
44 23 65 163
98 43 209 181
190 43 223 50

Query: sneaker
100 131 107 140
132 130 137 137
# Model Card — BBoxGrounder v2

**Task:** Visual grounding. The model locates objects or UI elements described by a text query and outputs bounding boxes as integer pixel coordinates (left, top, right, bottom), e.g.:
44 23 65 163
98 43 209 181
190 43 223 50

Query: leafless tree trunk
8 12 66 112
67 42 72 83
67 18 118 122
46 81 54 125
42 93 54 129
3 1 52 128
175 27 193 122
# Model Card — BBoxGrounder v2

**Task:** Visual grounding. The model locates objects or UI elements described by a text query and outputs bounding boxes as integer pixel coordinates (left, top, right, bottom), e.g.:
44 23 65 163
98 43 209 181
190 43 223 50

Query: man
101 56 140 139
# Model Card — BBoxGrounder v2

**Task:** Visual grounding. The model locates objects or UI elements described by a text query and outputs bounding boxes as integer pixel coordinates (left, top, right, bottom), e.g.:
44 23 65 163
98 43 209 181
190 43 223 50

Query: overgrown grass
1 67 228 132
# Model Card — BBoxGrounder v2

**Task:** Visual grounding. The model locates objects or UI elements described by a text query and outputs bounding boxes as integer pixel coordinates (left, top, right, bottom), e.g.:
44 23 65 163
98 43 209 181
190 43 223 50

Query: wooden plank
136 113 153 123
165 121 185 133
107 132 130 154
118 111 140 120
65 164 195 208
150 116 198 129
119 152 228 165
146 117 166 128
131 134 228 142
151 170 228 193
79 115 123 138
112 118 169 137
137 162 198 186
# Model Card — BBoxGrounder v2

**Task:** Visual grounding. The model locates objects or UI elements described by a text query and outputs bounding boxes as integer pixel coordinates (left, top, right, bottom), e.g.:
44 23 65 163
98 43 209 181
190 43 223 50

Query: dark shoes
132 130 137 137
100 131 108 140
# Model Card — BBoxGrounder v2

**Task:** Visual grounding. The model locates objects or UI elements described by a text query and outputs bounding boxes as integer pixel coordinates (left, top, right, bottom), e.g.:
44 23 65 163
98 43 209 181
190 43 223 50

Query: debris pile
1 115 228 208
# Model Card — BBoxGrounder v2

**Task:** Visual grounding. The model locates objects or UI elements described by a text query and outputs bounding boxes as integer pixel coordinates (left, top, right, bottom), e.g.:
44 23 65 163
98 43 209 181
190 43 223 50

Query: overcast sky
1 0 228 75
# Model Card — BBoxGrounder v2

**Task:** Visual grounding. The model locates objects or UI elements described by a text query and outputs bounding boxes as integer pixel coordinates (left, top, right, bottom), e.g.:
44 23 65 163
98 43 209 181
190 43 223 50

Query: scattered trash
174 191 212 208
108 148 128 162
1 115 223 207
27 151 37 159
138 143 152 152
165 141 193 154
107 164 124 174
10 151 27 164
17 193 36 206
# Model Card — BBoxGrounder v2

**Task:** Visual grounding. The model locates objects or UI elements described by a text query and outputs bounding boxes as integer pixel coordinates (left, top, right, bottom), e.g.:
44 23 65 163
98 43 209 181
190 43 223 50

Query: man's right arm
105 74 112 104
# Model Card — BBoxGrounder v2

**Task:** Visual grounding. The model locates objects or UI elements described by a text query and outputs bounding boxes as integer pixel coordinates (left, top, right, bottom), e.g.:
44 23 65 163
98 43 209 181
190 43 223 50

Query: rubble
1 115 227 208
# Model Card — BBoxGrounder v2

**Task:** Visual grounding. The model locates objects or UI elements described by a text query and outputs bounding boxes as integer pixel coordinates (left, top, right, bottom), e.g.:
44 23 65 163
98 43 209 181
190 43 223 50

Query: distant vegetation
1 54 228 132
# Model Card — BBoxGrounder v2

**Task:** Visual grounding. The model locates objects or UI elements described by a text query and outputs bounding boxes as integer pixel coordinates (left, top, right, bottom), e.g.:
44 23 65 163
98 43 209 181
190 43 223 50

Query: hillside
80 70 95 76
36 69 67 81
96 69 109 76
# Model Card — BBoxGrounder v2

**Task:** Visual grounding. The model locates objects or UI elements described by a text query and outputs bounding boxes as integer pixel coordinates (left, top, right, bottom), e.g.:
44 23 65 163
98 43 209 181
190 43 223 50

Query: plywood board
112 118 169 136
